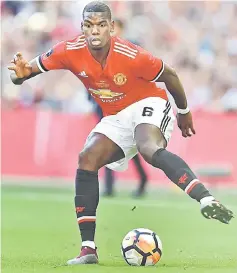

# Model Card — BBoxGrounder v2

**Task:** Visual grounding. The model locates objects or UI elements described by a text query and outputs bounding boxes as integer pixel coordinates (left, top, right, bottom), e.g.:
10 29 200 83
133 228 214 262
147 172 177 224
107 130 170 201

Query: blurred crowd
1 0 237 113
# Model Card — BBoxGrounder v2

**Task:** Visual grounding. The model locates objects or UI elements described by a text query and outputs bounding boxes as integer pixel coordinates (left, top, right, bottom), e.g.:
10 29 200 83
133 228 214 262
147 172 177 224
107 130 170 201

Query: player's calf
68 169 99 265
74 169 99 249
151 148 211 201
151 148 234 223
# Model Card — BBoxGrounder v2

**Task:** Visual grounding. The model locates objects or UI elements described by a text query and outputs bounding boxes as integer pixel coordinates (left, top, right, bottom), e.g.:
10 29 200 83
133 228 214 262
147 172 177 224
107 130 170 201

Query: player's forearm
164 73 187 109
157 64 187 109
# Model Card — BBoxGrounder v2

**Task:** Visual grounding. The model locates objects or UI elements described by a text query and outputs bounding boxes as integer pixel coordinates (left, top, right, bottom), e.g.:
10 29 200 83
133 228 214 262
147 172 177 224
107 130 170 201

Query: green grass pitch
1 183 237 273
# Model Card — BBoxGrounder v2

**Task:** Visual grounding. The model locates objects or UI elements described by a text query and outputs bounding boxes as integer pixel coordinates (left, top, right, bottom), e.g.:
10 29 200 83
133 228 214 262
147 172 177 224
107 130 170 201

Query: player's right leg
67 132 124 265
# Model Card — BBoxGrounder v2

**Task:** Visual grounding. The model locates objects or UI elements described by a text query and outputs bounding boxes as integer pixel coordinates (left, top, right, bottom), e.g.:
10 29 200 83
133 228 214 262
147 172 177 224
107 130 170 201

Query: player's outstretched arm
157 63 196 138
157 64 187 108
8 52 42 85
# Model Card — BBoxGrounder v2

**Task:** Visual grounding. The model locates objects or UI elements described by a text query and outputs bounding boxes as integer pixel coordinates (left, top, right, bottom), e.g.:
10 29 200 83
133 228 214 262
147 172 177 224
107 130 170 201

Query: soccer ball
121 228 162 266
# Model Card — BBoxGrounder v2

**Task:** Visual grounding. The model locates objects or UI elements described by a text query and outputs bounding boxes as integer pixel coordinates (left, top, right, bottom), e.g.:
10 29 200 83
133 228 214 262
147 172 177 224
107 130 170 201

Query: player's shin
151 149 212 202
75 169 99 249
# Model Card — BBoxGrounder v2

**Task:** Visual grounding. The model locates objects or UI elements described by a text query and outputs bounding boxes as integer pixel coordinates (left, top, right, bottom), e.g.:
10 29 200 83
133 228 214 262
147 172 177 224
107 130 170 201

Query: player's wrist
11 74 26 85
177 106 190 115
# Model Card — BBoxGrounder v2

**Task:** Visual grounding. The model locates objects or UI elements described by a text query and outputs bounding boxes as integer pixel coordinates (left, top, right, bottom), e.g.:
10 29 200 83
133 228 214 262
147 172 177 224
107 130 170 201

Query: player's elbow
157 64 178 83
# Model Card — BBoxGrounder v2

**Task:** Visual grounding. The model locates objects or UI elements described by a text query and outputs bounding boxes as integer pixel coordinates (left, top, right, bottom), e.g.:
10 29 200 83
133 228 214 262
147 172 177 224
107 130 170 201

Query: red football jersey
37 35 167 116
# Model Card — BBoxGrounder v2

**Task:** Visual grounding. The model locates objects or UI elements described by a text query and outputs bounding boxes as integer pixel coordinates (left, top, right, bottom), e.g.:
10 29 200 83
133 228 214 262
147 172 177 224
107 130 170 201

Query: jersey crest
113 73 127 86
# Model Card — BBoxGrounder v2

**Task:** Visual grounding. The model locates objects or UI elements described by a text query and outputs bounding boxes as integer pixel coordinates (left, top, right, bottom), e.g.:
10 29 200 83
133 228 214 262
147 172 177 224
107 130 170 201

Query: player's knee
137 141 161 165
78 150 99 171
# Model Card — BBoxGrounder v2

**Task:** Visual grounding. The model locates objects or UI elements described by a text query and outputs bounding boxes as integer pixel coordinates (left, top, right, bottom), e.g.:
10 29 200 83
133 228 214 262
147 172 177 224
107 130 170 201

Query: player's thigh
79 132 124 170
87 111 136 171
134 124 166 164
133 98 175 164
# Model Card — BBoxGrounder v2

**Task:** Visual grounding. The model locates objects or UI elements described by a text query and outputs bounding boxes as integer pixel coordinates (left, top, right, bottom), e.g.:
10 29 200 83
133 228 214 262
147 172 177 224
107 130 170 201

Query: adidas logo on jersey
78 71 88 77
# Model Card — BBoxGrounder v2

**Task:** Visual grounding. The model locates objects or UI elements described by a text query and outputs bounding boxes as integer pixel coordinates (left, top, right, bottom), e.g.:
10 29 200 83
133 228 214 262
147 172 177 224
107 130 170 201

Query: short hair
83 1 112 20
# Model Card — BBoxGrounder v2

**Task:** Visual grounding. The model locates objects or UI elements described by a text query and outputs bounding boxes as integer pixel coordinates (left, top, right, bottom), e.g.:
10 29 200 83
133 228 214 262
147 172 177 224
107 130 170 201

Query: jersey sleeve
36 41 69 72
134 48 164 82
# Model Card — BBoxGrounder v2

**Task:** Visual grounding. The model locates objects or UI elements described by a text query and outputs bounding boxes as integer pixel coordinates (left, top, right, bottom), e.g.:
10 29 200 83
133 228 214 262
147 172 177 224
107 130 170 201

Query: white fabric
86 97 175 171
177 106 190 115
200 196 215 205
82 241 96 249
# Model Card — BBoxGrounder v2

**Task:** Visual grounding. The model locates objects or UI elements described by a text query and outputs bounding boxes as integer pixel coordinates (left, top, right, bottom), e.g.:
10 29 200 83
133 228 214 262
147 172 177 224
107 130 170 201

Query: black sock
151 149 211 202
75 169 99 242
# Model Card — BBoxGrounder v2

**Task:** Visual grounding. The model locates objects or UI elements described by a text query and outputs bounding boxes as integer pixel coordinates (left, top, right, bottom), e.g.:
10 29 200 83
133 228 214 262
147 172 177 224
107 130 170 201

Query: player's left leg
135 123 234 224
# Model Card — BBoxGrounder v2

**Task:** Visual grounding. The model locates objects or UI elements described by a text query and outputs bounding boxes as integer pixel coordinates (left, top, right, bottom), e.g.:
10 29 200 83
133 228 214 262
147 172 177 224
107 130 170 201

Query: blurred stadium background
1 0 237 185
1 1 237 272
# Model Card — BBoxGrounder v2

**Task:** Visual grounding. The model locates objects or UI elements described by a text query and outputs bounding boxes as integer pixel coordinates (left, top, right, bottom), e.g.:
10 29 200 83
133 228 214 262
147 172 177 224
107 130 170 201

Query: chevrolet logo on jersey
89 88 124 99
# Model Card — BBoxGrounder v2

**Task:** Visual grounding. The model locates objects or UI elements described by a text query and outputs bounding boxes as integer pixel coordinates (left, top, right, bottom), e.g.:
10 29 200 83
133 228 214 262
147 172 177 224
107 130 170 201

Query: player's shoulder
114 36 139 51
64 34 86 51
113 36 140 60
113 36 151 61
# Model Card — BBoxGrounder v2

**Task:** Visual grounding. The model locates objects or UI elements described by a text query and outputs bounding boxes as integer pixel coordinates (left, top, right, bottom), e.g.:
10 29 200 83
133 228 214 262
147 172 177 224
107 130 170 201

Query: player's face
82 12 114 50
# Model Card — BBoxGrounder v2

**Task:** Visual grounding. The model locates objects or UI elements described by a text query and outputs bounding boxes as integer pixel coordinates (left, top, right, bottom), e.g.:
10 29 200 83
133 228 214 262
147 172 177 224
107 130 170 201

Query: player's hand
177 112 196 138
7 52 32 79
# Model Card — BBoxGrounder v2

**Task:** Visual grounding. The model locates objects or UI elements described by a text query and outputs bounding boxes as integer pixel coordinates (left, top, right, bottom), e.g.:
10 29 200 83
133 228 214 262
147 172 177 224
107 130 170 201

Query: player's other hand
177 112 196 138
8 52 32 79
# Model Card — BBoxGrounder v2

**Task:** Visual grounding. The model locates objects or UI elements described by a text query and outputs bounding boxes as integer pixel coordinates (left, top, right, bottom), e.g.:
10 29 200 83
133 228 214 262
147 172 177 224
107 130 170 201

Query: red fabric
78 247 98 258
40 35 167 116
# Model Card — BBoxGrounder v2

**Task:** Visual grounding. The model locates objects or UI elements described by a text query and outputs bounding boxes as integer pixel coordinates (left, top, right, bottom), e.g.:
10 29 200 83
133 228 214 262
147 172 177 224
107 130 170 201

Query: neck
89 39 111 68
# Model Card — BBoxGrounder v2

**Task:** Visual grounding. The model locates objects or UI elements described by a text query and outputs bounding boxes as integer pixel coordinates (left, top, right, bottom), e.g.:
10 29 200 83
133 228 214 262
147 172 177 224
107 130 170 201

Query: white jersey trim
66 35 85 44
113 49 136 59
114 45 137 56
66 45 87 50
150 61 164 82
66 41 86 47
66 39 86 50
66 39 86 45
66 35 86 50
36 56 47 73
115 42 138 53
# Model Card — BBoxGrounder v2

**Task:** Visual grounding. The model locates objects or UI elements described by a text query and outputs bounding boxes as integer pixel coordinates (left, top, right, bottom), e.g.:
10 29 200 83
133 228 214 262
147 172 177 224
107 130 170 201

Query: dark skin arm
8 52 42 85
157 63 196 138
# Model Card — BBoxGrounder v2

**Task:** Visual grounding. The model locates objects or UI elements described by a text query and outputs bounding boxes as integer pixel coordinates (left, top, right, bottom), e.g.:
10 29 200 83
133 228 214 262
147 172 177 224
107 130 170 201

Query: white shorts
86 97 176 171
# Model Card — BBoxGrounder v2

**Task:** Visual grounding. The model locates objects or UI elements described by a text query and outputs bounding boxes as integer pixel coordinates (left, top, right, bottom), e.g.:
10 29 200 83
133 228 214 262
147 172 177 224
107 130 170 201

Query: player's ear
81 22 84 32
110 20 115 33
